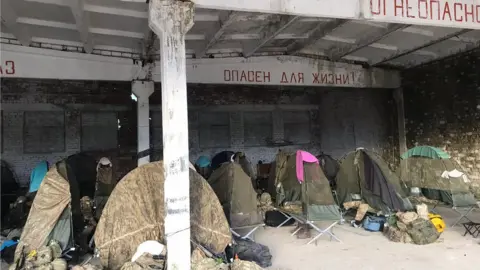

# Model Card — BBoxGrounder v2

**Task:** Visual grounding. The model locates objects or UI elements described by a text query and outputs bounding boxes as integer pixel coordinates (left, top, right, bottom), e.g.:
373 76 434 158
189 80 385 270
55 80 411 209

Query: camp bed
275 209 341 244
230 223 265 241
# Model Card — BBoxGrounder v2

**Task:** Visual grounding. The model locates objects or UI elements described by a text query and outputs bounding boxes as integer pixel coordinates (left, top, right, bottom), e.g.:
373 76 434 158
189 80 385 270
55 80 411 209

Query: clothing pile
9 241 67 270
384 210 440 245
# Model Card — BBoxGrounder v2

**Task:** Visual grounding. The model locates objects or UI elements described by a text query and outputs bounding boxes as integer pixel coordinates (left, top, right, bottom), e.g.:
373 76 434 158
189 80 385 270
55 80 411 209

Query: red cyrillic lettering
342 74 350 84
240 71 247 81
298 73 304 83
335 74 342 84
442 2 452 21
255 71 262 82
312 73 320 83
289 73 297 83
280 72 289 83
321 74 328 84
454 3 463 22
406 0 415 18
418 0 428 19
476 5 480 23
370 0 386 15
328 74 334 84
430 0 440 20
464 4 474 22
247 71 254 82
224 70 231 81
5 61 15 75
351 72 356 83
264 72 271 82
231 70 239 81
394 0 404 17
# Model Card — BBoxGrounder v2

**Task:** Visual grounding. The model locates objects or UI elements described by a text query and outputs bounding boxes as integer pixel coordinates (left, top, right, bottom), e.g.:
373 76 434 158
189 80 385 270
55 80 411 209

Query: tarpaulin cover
207 162 263 227
399 153 476 207
336 149 412 213
94 161 232 270
15 164 72 257
401 146 450 160
295 150 318 183
274 151 340 221
29 161 48 193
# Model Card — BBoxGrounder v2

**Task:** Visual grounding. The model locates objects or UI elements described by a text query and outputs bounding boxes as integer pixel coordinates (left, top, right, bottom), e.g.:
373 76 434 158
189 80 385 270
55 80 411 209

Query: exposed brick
2 79 396 184
402 48 480 191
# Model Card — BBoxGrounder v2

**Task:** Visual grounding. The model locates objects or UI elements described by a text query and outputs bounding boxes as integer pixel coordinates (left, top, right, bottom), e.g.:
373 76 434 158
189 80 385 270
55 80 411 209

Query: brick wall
1 79 396 185
402 48 480 193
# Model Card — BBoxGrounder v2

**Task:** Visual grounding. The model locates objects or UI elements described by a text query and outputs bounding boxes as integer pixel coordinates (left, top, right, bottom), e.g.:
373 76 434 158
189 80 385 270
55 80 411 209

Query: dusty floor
255 207 480 270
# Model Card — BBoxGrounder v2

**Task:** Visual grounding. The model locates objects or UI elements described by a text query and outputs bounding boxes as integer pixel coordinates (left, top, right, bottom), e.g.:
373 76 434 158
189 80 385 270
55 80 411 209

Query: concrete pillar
149 1 194 269
132 80 154 166
393 88 408 155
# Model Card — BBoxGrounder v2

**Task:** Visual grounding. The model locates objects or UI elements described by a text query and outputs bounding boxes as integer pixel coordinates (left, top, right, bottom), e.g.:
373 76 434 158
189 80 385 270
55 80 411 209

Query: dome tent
335 148 412 214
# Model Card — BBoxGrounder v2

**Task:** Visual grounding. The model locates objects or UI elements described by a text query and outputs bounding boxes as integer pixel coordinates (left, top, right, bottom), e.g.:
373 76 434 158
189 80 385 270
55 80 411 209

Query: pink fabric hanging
296 150 319 183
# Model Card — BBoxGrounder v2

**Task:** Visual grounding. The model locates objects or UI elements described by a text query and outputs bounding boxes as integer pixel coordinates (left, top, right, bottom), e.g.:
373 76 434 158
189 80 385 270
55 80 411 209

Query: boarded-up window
283 111 311 144
24 111 65 153
244 112 272 146
199 112 230 148
81 112 118 151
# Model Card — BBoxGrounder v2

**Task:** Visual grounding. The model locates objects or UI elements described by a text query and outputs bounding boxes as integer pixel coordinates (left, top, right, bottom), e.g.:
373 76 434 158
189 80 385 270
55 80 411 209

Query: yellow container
428 213 446 233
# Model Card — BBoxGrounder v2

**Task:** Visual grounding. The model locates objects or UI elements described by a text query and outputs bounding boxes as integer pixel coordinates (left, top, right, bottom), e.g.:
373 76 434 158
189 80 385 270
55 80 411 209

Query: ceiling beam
67 0 93 53
407 39 480 69
372 29 472 66
0 1 32 46
194 11 238 59
287 19 347 55
243 15 298 58
327 23 408 61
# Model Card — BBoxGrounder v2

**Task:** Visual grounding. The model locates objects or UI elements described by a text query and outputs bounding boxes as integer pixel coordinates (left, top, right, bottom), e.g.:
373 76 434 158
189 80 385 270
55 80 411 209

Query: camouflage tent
398 146 476 207
335 148 412 213
232 152 257 188
15 157 89 259
207 162 263 228
273 150 340 221
94 161 232 270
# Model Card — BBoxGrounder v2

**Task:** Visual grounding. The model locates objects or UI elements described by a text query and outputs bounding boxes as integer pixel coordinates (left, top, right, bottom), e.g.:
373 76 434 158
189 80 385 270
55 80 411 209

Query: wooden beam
327 23 408 61
0 1 31 46
194 11 238 59
243 15 298 58
67 0 93 53
287 19 347 55
372 29 472 66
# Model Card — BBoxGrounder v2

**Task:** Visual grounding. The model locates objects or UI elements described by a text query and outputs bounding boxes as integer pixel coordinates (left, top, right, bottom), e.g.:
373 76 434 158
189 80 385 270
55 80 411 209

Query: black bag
232 236 272 268
265 210 295 227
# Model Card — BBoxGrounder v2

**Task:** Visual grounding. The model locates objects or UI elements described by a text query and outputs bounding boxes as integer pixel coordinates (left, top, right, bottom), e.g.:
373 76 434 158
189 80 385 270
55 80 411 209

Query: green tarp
336 149 412 213
399 148 476 207
208 162 263 228
401 146 451 160
273 151 340 221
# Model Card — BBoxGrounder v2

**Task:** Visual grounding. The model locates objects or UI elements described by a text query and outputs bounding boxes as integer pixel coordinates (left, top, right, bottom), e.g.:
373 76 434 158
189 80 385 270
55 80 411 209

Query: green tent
399 146 476 207
208 162 263 228
401 146 451 160
273 151 340 221
335 148 412 213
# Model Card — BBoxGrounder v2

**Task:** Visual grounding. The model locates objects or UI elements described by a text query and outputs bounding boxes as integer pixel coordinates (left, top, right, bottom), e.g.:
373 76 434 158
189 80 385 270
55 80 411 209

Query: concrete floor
255 207 480 270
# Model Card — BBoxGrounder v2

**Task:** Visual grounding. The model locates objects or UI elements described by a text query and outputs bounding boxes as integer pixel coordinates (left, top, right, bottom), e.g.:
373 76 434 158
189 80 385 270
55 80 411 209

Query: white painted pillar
132 80 154 166
149 1 194 269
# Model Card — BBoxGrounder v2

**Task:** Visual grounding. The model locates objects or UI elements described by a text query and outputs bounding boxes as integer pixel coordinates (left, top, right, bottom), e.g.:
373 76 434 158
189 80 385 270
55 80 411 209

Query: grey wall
1 79 396 185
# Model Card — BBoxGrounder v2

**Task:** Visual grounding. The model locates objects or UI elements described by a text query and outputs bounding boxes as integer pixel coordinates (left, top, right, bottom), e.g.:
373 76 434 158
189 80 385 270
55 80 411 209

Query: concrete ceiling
1 0 479 69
